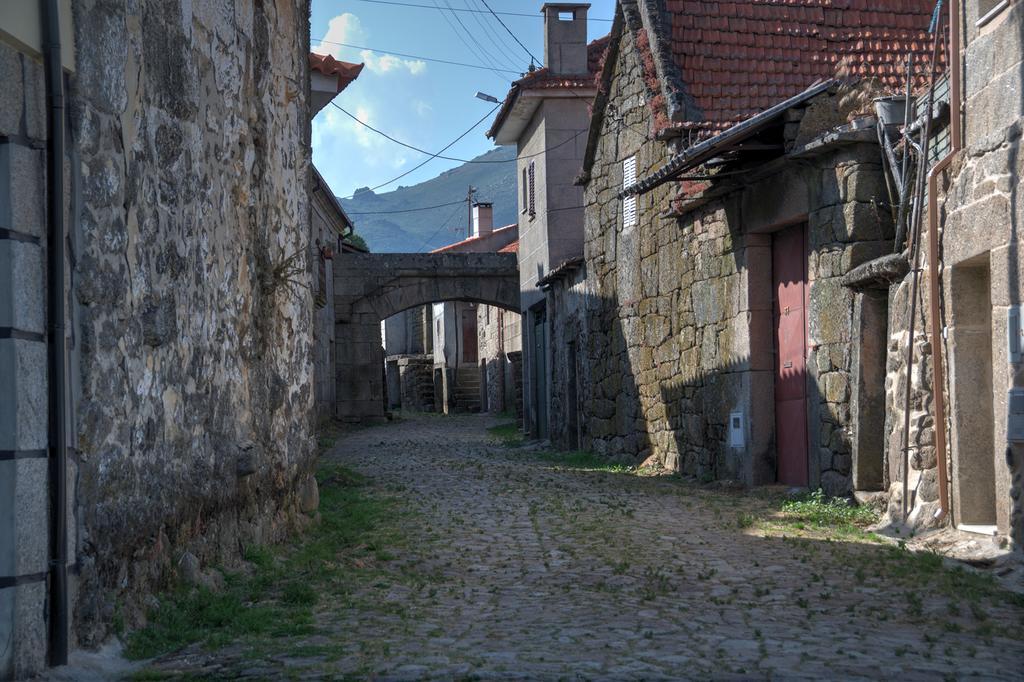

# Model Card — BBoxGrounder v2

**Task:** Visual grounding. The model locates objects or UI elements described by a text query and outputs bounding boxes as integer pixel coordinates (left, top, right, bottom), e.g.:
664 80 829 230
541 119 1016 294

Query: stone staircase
453 366 481 413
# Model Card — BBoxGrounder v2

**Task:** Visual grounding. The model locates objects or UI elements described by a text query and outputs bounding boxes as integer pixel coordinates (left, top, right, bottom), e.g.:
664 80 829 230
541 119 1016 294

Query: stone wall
876 3 1024 544
397 354 434 412
69 0 315 646
477 304 522 414
311 176 344 423
582 21 894 490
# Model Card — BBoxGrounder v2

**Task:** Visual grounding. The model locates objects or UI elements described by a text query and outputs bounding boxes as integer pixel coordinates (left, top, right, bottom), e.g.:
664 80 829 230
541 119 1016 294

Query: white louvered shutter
623 156 637 228
528 161 536 218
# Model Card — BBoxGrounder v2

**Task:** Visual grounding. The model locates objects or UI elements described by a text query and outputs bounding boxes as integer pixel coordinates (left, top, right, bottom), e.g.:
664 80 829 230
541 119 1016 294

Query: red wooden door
773 223 808 486
462 308 478 363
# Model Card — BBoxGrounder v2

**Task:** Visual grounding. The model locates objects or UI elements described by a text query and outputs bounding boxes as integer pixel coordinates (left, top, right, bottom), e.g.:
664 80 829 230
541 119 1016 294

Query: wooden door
461 307 478 363
533 309 548 439
773 223 809 486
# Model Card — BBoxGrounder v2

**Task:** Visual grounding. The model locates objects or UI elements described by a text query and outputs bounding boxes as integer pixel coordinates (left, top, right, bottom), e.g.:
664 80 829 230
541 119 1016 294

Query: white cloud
413 99 433 117
313 13 426 77
312 13 363 59
359 50 426 76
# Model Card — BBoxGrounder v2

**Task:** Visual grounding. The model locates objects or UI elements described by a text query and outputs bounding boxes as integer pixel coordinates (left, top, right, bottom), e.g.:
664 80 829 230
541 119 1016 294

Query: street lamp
475 91 499 104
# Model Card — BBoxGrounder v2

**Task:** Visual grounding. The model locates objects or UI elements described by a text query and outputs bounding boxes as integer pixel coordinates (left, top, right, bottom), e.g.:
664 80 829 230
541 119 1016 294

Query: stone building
478 238 524 415
1 1 315 676
578 0 940 492
487 3 607 440
883 0 1023 544
309 53 362 422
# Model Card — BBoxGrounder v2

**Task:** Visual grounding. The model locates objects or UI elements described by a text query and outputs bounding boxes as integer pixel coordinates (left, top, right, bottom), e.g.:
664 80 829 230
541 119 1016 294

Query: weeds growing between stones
125 463 407 664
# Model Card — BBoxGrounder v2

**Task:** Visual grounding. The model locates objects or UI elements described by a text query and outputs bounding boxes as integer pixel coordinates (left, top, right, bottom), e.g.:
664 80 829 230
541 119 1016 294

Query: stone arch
333 252 519 420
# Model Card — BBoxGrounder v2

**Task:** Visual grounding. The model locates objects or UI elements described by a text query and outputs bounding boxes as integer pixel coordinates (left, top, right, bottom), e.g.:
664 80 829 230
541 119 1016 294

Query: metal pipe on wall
925 0 962 521
41 0 69 666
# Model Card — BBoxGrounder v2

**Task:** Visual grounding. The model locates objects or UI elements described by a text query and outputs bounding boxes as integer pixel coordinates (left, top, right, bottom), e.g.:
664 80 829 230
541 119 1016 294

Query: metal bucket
873 96 916 131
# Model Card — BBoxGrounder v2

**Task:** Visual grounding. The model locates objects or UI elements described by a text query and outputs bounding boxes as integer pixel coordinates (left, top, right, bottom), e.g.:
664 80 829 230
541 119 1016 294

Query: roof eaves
537 256 585 289
312 165 354 232
486 82 522 140
623 79 836 197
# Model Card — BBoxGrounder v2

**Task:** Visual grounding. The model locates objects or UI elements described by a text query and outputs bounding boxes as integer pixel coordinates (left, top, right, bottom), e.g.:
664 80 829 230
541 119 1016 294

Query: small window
521 167 528 213
977 0 1009 26
558 10 574 21
527 161 536 219
623 155 637 228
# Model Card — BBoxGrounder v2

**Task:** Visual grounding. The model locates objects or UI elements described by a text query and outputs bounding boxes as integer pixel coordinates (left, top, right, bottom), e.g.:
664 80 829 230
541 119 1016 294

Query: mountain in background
339 146 518 253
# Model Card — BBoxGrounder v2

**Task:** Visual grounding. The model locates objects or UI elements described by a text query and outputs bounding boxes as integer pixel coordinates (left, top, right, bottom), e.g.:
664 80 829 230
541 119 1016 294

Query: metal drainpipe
926 0 962 521
41 0 69 666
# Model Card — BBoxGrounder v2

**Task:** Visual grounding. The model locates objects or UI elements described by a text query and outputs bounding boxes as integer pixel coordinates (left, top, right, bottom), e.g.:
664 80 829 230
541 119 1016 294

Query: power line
433 0 515 82
336 102 502 200
478 0 541 66
329 102 588 164
348 0 613 21
465 0 525 71
311 38 522 75
346 199 466 215
417 202 466 252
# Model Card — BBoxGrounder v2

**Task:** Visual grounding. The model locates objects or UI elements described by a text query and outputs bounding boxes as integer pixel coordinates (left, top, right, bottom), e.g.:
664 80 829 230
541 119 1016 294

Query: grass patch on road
487 421 524 446
742 488 882 543
532 449 636 473
125 463 404 662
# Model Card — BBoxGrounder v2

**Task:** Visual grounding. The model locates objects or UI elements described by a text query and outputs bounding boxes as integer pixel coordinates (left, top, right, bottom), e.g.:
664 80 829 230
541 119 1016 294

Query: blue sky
310 0 616 200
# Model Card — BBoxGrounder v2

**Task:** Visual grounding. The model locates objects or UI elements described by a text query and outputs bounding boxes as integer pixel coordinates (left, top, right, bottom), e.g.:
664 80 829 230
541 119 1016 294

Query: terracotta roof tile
661 0 942 133
498 240 519 254
514 34 610 90
430 224 517 254
309 52 364 94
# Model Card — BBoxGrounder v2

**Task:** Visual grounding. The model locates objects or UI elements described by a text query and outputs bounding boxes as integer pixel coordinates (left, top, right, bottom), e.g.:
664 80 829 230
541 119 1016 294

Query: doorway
461 307 478 364
533 307 549 439
773 223 809 486
950 256 997 527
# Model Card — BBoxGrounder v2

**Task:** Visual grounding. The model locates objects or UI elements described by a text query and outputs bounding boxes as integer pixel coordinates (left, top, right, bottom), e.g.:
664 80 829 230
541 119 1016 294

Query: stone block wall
68 0 316 646
477 304 522 414
397 355 434 412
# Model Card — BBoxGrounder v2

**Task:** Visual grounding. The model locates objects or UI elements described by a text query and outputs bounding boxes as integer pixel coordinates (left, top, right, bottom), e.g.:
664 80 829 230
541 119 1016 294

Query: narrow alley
136 415 1024 680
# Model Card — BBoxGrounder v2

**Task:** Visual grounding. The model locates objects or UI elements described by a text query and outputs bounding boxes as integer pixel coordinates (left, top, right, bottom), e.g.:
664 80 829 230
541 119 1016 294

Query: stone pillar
850 290 888 491
335 314 387 421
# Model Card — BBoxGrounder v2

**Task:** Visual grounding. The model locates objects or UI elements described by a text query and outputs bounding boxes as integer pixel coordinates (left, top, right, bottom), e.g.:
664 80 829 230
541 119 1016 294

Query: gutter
41 0 69 666
926 0 961 522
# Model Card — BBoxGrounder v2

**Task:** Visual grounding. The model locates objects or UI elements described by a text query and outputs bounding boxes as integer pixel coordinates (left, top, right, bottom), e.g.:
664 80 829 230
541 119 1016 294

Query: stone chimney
541 3 590 75
472 202 493 238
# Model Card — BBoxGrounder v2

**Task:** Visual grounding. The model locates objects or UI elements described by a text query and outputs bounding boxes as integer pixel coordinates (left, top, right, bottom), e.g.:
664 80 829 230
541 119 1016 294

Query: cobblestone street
142 413 1024 680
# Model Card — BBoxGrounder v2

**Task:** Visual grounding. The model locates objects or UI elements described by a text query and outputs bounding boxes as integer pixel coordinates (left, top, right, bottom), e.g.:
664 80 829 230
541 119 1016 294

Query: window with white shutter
521 167 528 213
623 156 637 228
528 161 536 219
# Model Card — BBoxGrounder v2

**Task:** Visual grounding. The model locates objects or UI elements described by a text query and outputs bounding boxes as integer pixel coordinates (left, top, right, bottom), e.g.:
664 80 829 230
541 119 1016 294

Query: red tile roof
497 239 519 254
517 34 610 90
430 224 517 254
309 53 364 94
658 0 942 134
487 35 611 139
